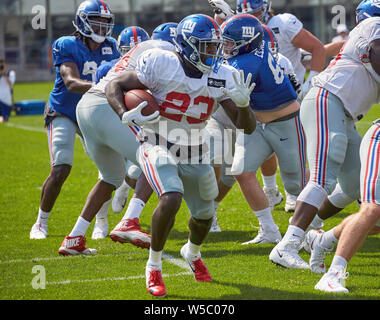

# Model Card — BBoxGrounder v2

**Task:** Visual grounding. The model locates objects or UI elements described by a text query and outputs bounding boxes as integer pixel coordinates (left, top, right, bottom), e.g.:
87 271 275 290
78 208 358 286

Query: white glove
299 70 319 101
208 0 234 20
121 101 160 126
222 70 255 108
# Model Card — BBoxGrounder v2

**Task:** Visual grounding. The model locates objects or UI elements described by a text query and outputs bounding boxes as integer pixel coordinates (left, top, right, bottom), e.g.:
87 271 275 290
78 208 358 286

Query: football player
30 0 119 239
270 0 380 271
105 14 256 297
57 38 176 254
210 14 306 245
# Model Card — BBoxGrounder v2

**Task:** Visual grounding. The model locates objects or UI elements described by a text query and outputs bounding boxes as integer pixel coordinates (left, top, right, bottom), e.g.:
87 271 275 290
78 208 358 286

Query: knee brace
198 168 219 201
328 183 355 209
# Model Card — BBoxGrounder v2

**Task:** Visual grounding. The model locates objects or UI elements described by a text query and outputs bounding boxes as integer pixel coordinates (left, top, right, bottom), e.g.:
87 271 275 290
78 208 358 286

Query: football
124 89 160 116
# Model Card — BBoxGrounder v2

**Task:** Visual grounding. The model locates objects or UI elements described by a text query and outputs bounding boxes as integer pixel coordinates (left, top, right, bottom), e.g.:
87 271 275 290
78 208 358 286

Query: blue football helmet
73 0 114 43
117 26 150 55
221 14 264 59
262 24 279 58
152 22 178 44
356 0 380 24
175 14 224 74
236 0 271 23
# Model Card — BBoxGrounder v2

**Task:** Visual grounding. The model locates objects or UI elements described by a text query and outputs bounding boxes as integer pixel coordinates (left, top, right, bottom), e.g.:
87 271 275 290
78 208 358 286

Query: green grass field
0 82 379 302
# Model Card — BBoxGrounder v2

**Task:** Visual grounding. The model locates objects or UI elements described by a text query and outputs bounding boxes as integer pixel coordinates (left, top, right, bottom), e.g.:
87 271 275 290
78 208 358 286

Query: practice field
0 82 379 302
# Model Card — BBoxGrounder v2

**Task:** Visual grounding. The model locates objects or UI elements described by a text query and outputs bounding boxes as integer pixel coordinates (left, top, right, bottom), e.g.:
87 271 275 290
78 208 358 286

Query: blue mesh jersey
48 35 120 122
227 42 297 111
94 58 119 84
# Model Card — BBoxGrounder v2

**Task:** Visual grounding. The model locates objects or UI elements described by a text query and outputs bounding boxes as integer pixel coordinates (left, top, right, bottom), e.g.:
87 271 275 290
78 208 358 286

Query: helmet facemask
76 11 114 43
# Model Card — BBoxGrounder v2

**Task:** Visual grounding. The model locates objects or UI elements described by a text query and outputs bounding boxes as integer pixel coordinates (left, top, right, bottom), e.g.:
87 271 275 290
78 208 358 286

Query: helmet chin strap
90 33 106 43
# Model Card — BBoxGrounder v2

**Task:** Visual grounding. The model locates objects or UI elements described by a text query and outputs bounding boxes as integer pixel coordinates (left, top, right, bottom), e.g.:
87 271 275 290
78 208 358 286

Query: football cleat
91 218 108 240
180 244 212 282
242 226 282 245
146 263 166 297
110 218 150 249
314 268 349 293
112 184 130 213
30 222 48 239
263 187 283 208
306 229 334 274
269 239 310 269
285 192 297 212
209 214 221 233
58 235 97 256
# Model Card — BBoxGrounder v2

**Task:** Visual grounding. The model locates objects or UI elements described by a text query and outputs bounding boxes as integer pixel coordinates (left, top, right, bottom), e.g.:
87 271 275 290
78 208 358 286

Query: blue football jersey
227 43 297 112
48 36 120 122
94 58 119 84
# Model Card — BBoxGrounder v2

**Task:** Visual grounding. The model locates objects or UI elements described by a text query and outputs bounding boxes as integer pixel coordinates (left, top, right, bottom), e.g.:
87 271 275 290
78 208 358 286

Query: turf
0 82 379 301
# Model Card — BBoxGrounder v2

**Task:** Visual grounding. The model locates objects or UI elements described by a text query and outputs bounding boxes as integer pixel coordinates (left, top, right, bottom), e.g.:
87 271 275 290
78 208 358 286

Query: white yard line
0 252 192 289
5 122 46 133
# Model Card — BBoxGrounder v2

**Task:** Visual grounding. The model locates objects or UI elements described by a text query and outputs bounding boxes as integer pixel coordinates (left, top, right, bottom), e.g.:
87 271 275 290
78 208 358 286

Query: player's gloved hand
121 101 160 126
208 0 234 20
222 70 255 108
299 70 319 101
288 73 302 95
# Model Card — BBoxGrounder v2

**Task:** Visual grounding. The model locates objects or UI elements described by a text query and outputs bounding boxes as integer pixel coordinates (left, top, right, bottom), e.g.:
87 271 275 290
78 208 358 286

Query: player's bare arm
292 29 326 72
324 40 346 57
220 98 256 134
370 38 380 77
60 62 93 94
105 70 147 119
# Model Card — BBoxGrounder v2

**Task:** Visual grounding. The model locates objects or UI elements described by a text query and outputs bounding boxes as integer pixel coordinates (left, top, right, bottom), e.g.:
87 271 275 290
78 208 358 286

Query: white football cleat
58 235 97 256
314 268 349 293
209 214 221 233
242 226 282 245
263 187 283 208
305 229 334 274
269 239 310 269
285 192 297 212
112 183 130 213
91 218 109 240
30 223 48 239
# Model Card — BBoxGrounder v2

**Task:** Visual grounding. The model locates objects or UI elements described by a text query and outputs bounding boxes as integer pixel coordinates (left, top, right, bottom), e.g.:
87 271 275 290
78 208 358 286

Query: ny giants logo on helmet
182 20 197 33
242 26 256 38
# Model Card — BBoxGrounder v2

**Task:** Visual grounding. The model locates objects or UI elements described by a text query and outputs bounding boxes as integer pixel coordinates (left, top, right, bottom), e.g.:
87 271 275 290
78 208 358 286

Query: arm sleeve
52 38 76 67
282 13 303 42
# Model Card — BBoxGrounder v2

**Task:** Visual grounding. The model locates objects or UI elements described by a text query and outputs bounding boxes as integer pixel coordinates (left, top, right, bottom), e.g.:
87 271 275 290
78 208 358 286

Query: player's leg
231 126 281 244
261 154 284 208
270 88 348 269
110 172 154 247
30 116 77 239
180 163 217 282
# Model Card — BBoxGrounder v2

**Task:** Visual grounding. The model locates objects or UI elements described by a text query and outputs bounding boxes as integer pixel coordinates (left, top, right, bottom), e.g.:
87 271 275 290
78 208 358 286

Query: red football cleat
58 235 97 256
180 244 212 282
146 265 166 298
110 218 151 249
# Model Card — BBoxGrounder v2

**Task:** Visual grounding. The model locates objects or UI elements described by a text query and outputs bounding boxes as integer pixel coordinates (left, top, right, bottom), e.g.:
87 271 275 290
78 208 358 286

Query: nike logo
131 119 138 125
280 138 288 142
292 234 301 238
277 250 283 258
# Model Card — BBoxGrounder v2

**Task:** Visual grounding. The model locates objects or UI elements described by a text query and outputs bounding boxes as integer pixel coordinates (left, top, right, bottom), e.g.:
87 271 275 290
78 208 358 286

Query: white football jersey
267 13 305 83
277 52 296 77
313 17 380 121
89 40 175 96
135 48 238 145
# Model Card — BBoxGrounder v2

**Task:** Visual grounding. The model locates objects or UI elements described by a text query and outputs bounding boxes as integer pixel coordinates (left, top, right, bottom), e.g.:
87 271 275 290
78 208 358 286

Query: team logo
242 26 255 38
169 27 177 37
182 20 196 33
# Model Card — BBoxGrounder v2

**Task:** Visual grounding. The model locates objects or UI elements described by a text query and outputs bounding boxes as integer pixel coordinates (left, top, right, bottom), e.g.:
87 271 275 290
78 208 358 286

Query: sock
122 198 146 220
329 255 348 272
69 216 91 237
213 201 220 215
310 214 324 229
148 248 162 266
321 227 338 249
283 224 305 242
254 207 277 231
95 199 111 221
262 173 277 190
37 208 50 225
187 239 201 256
119 180 130 191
